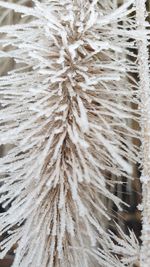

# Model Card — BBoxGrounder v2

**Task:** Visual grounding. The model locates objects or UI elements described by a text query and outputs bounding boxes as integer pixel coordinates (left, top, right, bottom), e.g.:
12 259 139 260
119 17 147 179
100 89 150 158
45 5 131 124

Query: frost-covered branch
0 0 146 266
136 0 150 266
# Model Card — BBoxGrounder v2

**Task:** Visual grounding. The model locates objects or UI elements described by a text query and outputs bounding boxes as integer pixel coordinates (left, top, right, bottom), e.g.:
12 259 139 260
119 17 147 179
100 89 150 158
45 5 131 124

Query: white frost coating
140 175 150 185
0 0 35 16
68 40 84 60
77 95 89 133
136 0 150 266
0 0 144 266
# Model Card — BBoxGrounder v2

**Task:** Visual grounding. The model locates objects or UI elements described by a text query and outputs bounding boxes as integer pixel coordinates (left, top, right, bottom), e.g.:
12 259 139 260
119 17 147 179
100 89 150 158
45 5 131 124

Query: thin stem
136 0 150 266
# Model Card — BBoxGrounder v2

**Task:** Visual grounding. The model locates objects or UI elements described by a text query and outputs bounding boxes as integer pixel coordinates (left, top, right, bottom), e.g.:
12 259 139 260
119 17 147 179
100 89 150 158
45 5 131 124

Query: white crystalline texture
140 175 150 184
0 0 143 266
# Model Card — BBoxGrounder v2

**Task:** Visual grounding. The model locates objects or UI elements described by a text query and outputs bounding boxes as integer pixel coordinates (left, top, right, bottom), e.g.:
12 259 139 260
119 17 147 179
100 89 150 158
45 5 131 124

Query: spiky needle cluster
0 0 142 266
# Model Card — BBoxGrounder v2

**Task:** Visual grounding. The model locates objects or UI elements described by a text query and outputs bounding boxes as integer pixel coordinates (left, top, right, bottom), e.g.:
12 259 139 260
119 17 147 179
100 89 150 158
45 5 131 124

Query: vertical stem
136 0 150 266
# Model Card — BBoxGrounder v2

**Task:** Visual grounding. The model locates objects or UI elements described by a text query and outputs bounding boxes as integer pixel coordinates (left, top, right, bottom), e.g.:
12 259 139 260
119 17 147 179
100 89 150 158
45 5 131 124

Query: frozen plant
0 0 149 266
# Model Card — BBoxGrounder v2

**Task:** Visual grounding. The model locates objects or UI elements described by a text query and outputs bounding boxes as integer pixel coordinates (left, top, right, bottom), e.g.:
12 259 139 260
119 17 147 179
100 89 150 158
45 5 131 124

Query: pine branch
0 0 146 266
